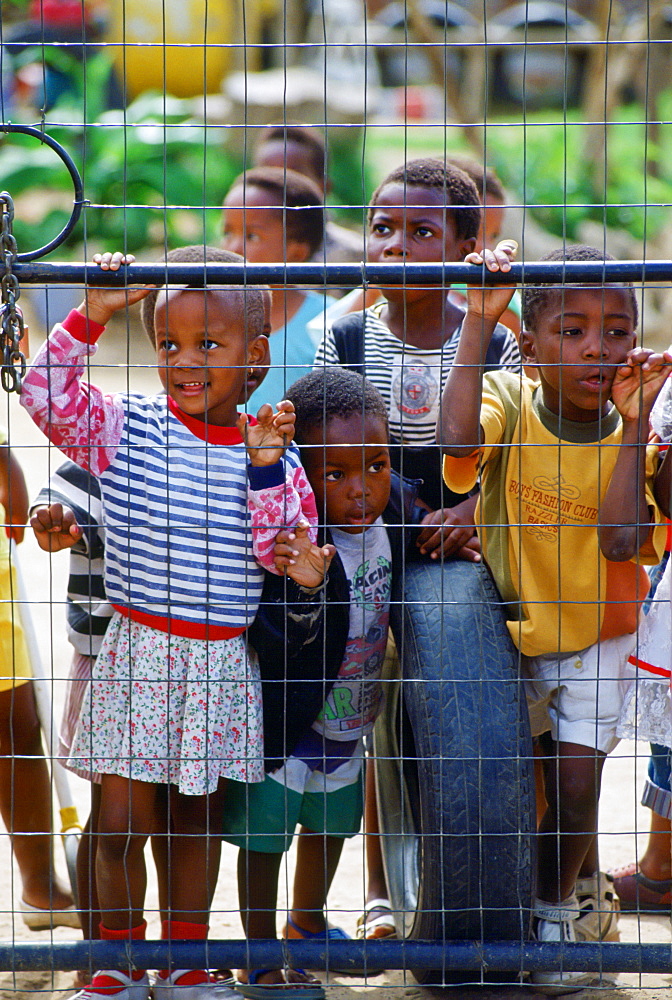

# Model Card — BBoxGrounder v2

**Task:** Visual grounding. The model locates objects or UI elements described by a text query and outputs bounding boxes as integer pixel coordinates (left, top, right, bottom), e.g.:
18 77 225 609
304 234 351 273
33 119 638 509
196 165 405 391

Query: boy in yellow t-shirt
437 242 671 993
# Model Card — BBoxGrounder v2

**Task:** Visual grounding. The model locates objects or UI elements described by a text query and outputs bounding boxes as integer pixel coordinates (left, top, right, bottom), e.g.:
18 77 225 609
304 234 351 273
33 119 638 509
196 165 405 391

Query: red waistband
111 604 247 641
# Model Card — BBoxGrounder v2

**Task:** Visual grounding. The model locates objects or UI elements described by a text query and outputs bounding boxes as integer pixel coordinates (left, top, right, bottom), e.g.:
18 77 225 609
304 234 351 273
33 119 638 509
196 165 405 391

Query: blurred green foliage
0 53 241 256
487 111 672 243
2 46 671 257
366 111 672 244
0 50 371 257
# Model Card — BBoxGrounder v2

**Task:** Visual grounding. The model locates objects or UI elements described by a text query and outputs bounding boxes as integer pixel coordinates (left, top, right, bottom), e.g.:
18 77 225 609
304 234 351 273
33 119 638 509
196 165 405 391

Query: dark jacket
249 470 426 769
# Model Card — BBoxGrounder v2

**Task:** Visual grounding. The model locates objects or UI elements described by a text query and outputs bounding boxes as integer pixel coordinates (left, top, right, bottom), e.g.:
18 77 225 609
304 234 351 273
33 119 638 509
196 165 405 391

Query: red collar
167 396 256 443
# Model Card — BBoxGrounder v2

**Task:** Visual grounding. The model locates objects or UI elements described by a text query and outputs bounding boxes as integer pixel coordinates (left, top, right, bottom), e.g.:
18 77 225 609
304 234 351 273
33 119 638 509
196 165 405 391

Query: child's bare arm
599 348 672 560
239 400 296 467
437 241 517 457
0 448 28 544
31 503 83 552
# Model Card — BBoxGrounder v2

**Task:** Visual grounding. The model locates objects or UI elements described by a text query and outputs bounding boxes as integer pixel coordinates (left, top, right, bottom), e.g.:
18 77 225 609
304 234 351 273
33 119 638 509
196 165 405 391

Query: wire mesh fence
0 2 670 998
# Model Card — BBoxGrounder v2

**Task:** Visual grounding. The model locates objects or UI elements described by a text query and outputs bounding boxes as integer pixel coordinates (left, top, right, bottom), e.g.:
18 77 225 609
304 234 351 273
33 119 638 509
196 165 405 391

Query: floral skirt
68 613 265 795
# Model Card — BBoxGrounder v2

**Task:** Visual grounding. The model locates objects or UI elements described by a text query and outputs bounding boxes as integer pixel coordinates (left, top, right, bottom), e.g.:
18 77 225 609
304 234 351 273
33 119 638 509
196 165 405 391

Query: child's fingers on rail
465 239 518 272
93 251 136 270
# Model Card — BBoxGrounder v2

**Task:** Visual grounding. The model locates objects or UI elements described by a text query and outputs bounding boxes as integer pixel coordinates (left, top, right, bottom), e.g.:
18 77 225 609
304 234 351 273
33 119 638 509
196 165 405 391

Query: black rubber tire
375 559 536 985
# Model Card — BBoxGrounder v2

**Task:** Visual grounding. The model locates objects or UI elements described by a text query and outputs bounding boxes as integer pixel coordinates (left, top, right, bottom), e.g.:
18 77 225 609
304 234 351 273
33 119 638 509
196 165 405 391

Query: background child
20 248 316 1000
251 123 363 266
0 442 77 929
447 157 506 258
223 367 428 994
439 241 670 991
315 156 520 521
30 462 111 943
222 166 336 411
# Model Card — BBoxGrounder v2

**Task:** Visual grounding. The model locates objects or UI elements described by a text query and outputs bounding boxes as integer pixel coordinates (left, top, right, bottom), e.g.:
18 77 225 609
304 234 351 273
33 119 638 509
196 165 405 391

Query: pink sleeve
19 321 124 476
248 464 318 573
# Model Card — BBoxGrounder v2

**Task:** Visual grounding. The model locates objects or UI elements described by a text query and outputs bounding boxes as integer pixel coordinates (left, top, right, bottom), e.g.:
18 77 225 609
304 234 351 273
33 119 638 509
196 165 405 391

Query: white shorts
522 632 637 754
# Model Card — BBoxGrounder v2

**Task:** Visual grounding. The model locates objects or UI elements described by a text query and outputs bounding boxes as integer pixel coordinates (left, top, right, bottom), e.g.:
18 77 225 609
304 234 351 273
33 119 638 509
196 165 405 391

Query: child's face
154 288 266 426
521 286 637 422
222 183 310 264
367 182 476 304
301 414 391 533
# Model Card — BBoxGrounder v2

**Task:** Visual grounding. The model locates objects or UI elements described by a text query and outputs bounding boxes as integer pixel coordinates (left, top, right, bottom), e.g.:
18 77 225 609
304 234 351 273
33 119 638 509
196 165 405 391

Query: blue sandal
235 969 325 1000
284 916 351 942
284 918 370 976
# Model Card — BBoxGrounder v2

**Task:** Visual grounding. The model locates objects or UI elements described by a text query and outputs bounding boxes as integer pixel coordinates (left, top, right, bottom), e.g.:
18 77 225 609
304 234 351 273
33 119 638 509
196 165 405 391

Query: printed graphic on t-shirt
318 619 388 732
508 472 588 541
352 555 390 611
391 362 439 421
317 549 391 738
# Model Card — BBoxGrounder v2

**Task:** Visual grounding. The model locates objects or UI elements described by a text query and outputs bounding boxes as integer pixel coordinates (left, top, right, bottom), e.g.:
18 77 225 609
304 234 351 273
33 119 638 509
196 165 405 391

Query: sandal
609 862 672 912
283 918 354 975
236 969 325 1000
355 898 397 940
20 898 81 931
283 916 350 942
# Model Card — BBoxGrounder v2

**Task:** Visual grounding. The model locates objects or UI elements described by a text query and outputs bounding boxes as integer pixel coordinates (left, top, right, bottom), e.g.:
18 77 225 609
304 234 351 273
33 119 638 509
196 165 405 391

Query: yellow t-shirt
0 427 30 690
443 372 665 657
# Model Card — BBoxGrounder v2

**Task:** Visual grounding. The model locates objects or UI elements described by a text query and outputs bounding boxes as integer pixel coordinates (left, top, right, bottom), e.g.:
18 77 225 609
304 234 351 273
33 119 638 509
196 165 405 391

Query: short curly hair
254 124 326 183
286 368 388 444
226 166 325 257
369 157 481 241
141 245 271 345
522 245 639 333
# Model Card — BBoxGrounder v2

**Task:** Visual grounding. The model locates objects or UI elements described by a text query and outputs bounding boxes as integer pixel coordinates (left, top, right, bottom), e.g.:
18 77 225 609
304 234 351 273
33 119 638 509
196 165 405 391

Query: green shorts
222 737 364 854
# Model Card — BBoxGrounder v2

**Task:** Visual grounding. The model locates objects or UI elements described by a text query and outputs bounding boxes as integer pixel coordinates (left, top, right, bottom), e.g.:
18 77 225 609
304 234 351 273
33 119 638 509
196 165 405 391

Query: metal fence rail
1 940 671 976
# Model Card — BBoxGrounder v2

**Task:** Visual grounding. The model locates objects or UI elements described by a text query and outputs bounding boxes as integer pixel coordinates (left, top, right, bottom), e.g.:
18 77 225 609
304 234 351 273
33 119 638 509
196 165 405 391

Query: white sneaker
531 897 594 995
71 971 150 1000
153 970 240 1000
575 872 620 942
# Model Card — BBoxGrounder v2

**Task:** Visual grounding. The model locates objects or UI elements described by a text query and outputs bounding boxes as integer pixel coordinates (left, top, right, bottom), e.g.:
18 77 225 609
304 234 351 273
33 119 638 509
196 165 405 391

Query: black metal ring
0 123 84 261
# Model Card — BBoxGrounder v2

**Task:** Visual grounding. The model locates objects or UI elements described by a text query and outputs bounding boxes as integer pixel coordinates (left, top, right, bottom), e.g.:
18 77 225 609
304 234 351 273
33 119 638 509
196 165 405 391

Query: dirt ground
0 294 669 999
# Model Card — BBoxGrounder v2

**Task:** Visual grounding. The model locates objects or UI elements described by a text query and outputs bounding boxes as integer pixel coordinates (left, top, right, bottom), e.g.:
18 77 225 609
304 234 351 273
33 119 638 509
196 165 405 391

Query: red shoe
609 862 672 912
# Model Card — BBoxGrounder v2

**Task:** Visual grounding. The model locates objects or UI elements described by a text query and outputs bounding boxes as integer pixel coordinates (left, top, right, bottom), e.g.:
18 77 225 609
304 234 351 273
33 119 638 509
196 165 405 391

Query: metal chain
0 192 26 393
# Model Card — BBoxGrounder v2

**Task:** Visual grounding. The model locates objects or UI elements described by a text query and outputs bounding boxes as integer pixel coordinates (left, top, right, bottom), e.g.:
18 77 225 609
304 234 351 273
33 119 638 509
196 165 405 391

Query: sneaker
575 872 620 942
71 971 151 1000
153 970 240 1000
530 898 594 995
